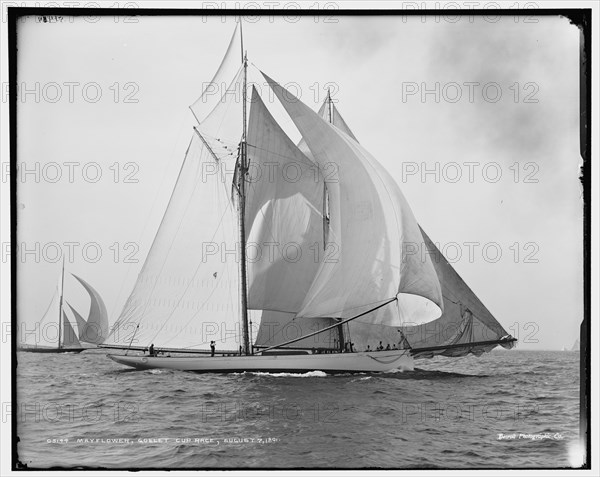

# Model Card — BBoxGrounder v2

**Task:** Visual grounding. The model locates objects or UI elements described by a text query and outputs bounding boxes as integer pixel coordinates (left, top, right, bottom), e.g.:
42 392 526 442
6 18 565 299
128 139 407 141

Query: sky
7 11 585 350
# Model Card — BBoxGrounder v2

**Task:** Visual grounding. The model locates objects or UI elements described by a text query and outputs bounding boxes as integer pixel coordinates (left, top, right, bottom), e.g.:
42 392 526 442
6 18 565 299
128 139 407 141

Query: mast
327 87 333 124
336 320 345 352
325 87 343 351
238 20 251 355
57 257 65 349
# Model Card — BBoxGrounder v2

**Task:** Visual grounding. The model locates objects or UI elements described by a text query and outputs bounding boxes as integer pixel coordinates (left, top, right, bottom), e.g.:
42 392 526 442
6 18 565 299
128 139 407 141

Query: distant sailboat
65 274 109 346
571 339 580 352
19 261 108 353
104 22 516 372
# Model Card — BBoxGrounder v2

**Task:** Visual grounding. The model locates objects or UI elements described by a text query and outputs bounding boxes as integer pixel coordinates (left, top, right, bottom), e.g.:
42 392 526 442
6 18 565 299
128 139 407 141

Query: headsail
62 310 82 348
71 274 109 344
263 72 444 324
66 301 88 340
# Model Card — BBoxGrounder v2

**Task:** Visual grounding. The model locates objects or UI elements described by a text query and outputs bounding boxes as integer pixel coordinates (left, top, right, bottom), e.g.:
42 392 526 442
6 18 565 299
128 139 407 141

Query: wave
235 370 328 378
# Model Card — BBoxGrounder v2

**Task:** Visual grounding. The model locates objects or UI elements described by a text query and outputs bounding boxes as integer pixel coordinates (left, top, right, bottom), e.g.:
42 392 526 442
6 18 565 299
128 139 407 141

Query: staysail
263 73 444 325
62 310 82 348
66 301 88 340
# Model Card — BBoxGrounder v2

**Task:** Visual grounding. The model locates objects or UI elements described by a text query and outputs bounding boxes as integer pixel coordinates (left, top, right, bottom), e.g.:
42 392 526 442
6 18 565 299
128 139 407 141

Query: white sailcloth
66 301 87 340
71 274 109 344
298 97 357 160
103 134 241 351
317 98 358 142
62 310 82 348
400 229 514 357
190 23 242 125
245 86 324 313
263 72 444 324
315 98 514 355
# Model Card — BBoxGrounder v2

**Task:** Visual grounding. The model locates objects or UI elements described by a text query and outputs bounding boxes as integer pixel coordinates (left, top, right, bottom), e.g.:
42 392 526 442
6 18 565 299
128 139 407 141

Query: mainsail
306 93 515 356
262 73 444 324
102 135 241 351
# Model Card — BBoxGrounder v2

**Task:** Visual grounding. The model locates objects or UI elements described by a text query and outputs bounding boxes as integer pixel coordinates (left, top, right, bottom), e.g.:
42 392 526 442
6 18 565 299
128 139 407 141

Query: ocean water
14 349 583 469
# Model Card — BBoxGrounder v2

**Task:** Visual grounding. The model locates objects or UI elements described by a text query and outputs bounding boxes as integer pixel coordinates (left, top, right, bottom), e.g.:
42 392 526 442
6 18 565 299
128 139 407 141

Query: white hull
107 350 414 373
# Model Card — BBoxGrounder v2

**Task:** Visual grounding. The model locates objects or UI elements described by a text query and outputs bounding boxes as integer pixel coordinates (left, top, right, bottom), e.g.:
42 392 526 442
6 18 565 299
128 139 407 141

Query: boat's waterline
107 350 414 373
18 346 85 354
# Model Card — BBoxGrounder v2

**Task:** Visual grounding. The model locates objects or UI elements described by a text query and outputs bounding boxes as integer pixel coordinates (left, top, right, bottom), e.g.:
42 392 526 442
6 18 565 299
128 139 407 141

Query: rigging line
255 314 336 349
200 132 240 150
106 135 200 341
435 289 490 328
133 140 215 334
216 168 239 339
244 158 323 221
442 293 463 306
419 234 501 326
239 16 244 63
194 127 222 163
342 134 406 272
109 110 194 323
246 143 321 170
198 66 244 138
261 297 398 353
189 25 242 124
259 297 399 347
149 199 236 347
245 177 295 251
336 133 439 312
36 286 59 328
194 127 238 204
399 255 474 317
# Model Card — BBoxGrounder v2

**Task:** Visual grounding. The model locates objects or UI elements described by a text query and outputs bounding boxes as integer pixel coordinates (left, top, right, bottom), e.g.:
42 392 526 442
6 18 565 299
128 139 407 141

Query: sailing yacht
19 260 109 353
104 22 516 372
